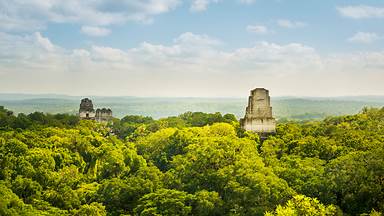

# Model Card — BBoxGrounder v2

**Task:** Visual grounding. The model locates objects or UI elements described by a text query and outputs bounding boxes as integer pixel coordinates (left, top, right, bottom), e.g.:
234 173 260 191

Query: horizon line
0 92 384 99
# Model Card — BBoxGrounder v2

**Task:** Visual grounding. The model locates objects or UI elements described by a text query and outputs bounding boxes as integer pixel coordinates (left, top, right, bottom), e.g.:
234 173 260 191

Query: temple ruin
240 88 276 135
95 108 113 122
79 98 112 122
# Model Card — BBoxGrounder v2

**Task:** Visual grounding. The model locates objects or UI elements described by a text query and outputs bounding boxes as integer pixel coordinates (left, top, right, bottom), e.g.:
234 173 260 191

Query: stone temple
95 108 113 122
79 98 112 122
240 88 276 135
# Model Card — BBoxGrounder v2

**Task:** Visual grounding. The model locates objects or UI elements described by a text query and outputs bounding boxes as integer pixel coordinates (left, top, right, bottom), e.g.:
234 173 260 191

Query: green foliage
0 107 383 215
179 111 237 127
0 181 39 215
134 189 194 215
71 202 106 216
0 106 79 130
324 150 384 213
12 176 42 203
134 189 223 216
159 123 293 215
112 111 238 140
261 107 384 215
265 195 340 216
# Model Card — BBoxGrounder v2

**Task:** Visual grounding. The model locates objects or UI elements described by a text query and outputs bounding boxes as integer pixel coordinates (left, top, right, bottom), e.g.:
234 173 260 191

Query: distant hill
0 94 383 120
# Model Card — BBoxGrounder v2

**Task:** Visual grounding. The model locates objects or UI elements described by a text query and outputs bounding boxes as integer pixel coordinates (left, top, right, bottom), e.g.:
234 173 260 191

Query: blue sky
0 0 384 97
42 0 384 52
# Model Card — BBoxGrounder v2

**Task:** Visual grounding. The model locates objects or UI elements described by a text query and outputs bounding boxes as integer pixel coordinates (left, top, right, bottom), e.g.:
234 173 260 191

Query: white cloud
189 0 253 11
33 32 55 51
348 32 381 44
239 0 256 4
174 32 221 46
246 25 269 34
81 26 111 37
337 5 384 19
0 32 57 58
277 19 306 28
91 46 129 62
1 32 384 97
0 0 181 31
190 0 219 12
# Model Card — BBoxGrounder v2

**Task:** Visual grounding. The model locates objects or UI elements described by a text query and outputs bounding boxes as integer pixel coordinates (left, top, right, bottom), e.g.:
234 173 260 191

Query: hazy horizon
1 93 383 120
1 92 384 99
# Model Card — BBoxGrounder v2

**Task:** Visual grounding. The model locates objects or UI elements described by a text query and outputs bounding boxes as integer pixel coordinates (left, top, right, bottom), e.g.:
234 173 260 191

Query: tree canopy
0 107 383 215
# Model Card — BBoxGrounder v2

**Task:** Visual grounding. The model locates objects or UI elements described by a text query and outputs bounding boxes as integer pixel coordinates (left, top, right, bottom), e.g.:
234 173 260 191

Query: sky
0 0 383 97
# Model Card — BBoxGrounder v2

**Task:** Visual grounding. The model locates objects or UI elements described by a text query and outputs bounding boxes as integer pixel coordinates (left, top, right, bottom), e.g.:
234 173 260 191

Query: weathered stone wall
95 108 113 122
79 98 112 122
79 110 96 119
79 98 96 120
240 88 276 133
79 98 94 112
240 118 276 133
246 88 273 118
